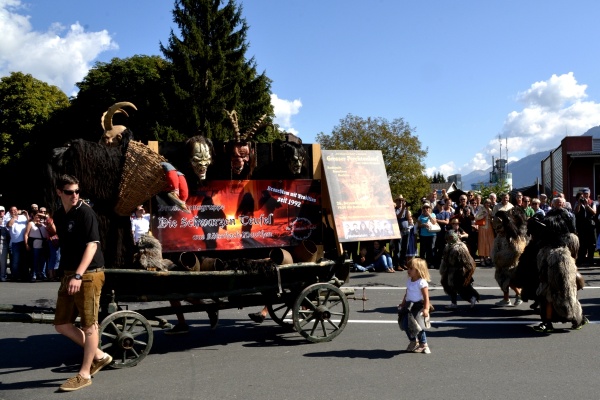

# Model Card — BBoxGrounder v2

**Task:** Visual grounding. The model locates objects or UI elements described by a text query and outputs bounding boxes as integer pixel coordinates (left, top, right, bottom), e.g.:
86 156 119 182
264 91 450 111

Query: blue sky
2 0 600 178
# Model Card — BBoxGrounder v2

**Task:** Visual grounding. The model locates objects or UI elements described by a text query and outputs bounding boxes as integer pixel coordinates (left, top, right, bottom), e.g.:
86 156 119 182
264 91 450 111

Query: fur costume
536 208 586 327
536 246 583 325
492 209 528 293
513 215 546 303
439 231 479 303
134 234 175 271
49 139 134 268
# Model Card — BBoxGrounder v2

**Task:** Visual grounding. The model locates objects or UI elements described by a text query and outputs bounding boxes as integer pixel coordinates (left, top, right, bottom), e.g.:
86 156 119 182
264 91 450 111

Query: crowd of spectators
0 203 60 282
0 200 154 283
349 187 599 273
3 189 597 282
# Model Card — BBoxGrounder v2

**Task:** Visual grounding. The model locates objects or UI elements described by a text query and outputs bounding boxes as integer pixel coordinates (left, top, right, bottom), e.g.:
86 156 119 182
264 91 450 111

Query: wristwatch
74 274 82 280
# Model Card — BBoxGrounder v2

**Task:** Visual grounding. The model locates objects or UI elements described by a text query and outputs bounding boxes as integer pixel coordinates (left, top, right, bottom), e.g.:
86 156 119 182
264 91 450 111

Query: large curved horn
224 109 240 142
241 114 267 142
100 109 128 131
102 102 137 132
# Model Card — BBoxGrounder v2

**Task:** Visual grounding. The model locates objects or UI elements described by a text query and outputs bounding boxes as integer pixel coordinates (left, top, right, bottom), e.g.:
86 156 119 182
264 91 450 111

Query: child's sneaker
406 340 419 352
514 295 523 306
413 343 431 354
470 296 477 308
495 299 512 306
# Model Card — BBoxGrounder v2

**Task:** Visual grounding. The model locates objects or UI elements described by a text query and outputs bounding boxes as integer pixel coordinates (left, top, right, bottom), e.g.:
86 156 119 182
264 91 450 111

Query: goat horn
241 114 267 142
102 102 137 132
224 109 240 142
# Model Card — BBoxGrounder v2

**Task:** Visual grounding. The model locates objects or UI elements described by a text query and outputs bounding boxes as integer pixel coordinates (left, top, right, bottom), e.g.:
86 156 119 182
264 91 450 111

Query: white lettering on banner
157 216 178 228
239 214 273 226
192 217 236 228
204 230 274 240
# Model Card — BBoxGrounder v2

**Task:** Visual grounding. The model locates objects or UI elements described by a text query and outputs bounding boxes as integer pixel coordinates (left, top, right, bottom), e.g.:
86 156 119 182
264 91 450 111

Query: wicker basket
114 141 168 216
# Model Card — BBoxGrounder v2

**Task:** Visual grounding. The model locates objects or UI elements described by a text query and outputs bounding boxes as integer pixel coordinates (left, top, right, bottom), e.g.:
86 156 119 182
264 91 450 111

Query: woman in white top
131 206 150 244
24 212 49 281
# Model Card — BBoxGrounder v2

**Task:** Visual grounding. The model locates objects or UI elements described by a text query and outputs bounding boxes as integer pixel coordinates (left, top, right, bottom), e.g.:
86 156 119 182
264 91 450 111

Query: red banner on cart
152 180 321 252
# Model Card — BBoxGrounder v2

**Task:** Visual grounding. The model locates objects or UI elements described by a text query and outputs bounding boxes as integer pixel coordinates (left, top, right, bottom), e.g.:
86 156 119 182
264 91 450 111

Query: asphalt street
1 263 599 400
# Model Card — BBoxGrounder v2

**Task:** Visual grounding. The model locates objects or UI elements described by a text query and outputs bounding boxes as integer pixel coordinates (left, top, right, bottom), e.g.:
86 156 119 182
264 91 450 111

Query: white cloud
461 153 491 173
271 93 302 135
516 72 586 111
0 1 117 95
429 73 600 176
426 161 456 178
499 73 600 156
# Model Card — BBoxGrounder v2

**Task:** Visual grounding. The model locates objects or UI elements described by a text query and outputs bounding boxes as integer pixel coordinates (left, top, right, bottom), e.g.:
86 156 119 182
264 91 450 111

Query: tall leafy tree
160 0 274 141
474 180 511 199
316 114 430 207
69 55 180 143
0 72 69 205
0 72 69 165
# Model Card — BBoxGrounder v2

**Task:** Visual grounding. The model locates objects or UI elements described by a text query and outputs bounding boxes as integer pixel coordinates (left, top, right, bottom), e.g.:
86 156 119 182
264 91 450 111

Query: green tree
69 55 181 143
316 114 429 206
473 180 511 200
0 72 69 165
160 0 274 141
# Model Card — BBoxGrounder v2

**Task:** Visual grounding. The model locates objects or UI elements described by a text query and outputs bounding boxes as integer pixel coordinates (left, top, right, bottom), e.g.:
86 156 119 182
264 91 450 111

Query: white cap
0 206 4 211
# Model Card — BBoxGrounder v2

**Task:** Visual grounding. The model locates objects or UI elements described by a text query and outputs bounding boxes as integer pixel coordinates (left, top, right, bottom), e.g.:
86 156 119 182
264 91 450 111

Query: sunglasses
62 189 80 195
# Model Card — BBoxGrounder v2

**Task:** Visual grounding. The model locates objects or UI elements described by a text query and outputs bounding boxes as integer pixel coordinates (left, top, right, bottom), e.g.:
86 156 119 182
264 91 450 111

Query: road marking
341 320 598 325
347 286 600 290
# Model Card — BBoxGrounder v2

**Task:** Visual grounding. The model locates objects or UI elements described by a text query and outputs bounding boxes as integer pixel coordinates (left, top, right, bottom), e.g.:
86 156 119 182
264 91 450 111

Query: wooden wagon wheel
267 302 295 330
99 310 154 368
292 283 349 343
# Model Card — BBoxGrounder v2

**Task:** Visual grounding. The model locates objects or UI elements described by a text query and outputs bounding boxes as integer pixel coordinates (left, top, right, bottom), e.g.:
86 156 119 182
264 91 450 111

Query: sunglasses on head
62 189 80 195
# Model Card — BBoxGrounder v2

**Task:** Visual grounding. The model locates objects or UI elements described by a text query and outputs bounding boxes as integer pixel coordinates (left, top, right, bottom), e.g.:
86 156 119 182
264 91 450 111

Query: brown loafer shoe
59 374 92 391
90 354 113 376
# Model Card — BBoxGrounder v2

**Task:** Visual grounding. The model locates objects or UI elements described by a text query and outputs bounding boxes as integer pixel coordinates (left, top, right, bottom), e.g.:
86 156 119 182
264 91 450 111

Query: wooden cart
98 258 352 368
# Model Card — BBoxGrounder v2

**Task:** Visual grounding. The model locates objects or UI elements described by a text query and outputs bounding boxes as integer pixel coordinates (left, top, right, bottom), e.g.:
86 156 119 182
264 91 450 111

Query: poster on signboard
152 180 321 252
321 150 400 242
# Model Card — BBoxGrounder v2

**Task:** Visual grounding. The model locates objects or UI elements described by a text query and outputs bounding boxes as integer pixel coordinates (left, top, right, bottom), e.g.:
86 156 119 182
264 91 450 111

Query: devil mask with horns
224 109 266 178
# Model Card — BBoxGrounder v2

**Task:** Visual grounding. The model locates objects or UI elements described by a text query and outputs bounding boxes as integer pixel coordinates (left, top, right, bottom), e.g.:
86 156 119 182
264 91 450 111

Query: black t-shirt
54 200 105 271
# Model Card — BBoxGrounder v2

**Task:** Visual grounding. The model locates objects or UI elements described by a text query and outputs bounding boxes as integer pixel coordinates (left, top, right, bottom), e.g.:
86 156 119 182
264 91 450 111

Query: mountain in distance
461 152 547 190
580 125 600 138
461 125 600 190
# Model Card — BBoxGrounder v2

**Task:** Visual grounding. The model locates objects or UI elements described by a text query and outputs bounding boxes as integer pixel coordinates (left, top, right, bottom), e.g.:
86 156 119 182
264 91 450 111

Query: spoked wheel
292 283 349 343
267 302 295 331
99 310 153 368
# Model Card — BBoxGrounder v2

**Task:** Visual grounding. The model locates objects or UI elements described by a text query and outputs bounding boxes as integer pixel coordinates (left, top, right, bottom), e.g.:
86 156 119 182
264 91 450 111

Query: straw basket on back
114 141 169 216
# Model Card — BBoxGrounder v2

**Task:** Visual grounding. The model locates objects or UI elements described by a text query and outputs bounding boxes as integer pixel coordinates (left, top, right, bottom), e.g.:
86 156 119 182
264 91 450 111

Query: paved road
1 264 599 400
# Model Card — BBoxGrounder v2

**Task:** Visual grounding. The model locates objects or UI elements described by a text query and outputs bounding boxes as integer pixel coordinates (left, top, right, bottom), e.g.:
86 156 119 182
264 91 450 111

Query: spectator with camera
393 195 411 270
0 206 8 281
574 188 596 266
25 211 50 282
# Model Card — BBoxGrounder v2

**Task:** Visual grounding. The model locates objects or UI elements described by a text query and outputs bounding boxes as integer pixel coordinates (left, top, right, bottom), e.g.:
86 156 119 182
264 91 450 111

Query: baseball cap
0 206 4 211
